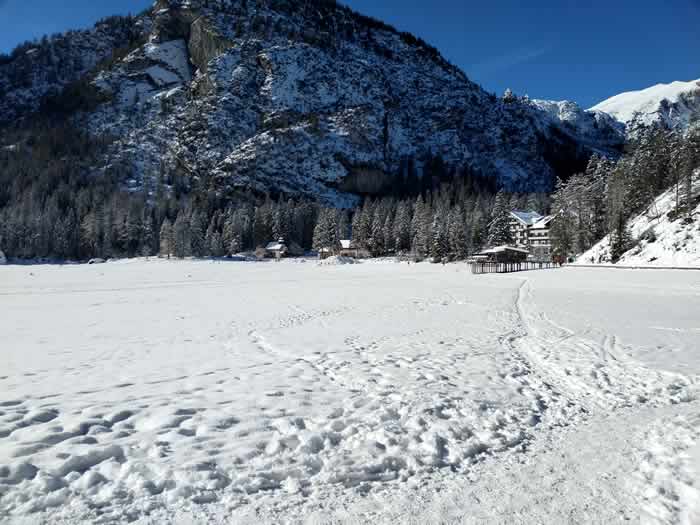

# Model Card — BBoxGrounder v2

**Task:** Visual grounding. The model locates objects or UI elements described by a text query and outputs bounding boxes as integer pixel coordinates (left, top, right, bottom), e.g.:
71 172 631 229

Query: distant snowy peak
589 78 700 134
530 98 624 148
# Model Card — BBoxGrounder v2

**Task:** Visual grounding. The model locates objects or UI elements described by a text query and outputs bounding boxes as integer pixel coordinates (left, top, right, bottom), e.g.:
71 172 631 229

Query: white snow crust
0 260 698 523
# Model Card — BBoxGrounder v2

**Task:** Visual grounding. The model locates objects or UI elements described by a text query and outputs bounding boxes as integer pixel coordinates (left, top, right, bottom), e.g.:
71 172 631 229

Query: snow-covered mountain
0 0 624 204
589 78 700 137
530 98 623 150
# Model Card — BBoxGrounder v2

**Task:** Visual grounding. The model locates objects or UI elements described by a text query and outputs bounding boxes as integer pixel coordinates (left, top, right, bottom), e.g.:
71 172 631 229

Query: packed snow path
0 260 698 524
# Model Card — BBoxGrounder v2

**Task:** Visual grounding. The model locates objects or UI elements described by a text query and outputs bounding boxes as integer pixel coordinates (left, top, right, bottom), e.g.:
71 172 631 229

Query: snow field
0 260 698 523
633 414 700 524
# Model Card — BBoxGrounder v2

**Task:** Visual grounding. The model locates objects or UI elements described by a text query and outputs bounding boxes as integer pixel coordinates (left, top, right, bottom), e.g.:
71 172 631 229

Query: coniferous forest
0 119 551 262
1 117 698 262
550 129 700 262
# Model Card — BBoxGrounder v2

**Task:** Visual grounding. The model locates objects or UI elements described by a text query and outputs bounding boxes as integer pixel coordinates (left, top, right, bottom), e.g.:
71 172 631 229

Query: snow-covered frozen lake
0 259 698 524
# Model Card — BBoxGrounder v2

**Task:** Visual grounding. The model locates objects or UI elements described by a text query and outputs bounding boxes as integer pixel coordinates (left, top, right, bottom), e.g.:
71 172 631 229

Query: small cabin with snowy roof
473 245 529 263
265 239 288 259
264 238 304 259
337 240 371 259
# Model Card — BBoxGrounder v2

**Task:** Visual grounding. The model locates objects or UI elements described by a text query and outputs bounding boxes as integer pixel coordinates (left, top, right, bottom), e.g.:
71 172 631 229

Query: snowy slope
577 173 700 267
0 261 698 523
590 79 700 135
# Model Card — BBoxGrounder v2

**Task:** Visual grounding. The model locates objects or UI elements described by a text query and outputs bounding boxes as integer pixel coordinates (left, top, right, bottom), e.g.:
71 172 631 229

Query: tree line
0 121 551 262
550 128 700 261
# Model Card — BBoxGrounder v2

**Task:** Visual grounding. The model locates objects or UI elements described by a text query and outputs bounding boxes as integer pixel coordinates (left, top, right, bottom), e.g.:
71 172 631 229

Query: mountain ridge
589 78 700 137
0 0 629 204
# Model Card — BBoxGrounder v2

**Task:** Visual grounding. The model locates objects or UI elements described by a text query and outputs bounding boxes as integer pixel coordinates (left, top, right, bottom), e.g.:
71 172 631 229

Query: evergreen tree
189 211 206 257
410 196 430 256
393 201 412 252
486 191 513 246
159 218 174 259
173 213 191 258
141 211 156 257
337 210 351 240
352 200 373 249
430 213 449 261
448 207 469 258
312 208 338 252
368 206 386 255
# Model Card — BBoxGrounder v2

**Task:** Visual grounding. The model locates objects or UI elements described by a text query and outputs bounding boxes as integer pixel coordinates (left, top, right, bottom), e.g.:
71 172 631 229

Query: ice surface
0 260 698 523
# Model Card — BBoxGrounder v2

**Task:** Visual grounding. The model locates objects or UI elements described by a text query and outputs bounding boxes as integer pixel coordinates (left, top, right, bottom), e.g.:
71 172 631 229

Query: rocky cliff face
0 0 624 204
0 15 149 123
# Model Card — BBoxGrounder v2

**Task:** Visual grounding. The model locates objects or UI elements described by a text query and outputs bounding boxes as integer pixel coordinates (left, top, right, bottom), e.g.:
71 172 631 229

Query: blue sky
0 0 698 108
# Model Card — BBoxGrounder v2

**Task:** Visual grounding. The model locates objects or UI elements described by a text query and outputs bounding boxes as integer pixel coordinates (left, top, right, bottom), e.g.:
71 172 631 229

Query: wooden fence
470 261 561 274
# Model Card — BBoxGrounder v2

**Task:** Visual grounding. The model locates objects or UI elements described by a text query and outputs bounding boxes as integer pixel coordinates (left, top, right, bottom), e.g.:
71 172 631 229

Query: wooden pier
470 261 560 274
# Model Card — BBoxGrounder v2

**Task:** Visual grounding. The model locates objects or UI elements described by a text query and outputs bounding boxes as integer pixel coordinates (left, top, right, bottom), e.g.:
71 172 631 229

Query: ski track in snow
0 260 698 524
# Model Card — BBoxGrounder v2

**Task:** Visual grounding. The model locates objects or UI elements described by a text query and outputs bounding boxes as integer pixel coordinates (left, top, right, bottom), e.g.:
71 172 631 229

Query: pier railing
470 261 560 274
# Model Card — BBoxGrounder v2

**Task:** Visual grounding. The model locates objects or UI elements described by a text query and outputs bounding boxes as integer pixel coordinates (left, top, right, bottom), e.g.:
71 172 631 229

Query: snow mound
577 173 700 267
590 79 700 128
0 249 6 265
317 255 358 266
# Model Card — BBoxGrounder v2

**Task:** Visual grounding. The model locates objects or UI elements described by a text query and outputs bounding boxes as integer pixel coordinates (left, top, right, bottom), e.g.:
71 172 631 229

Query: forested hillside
550 129 700 262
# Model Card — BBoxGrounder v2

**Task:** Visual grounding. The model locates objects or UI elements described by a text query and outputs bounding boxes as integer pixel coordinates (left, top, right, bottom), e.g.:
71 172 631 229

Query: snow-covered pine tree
448 207 469 259
102 206 115 259
352 200 373 249
272 202 291 242
393 201 412 253
368 207 385 255
525 193 540 214
606 163 633 261
253 205 272 248
159 218 173 259
189 211 206 257
382 213 395 254
486 191 513 247
221 209 234 254
410 196 433 256
550 177 575 258
141 210 156 257
80 211 99 256
312 208 337 252
173 213 191 258
678 131 700 221
204 213 219 256
429 213 449 261
126 202 142 256
337 210 351 241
